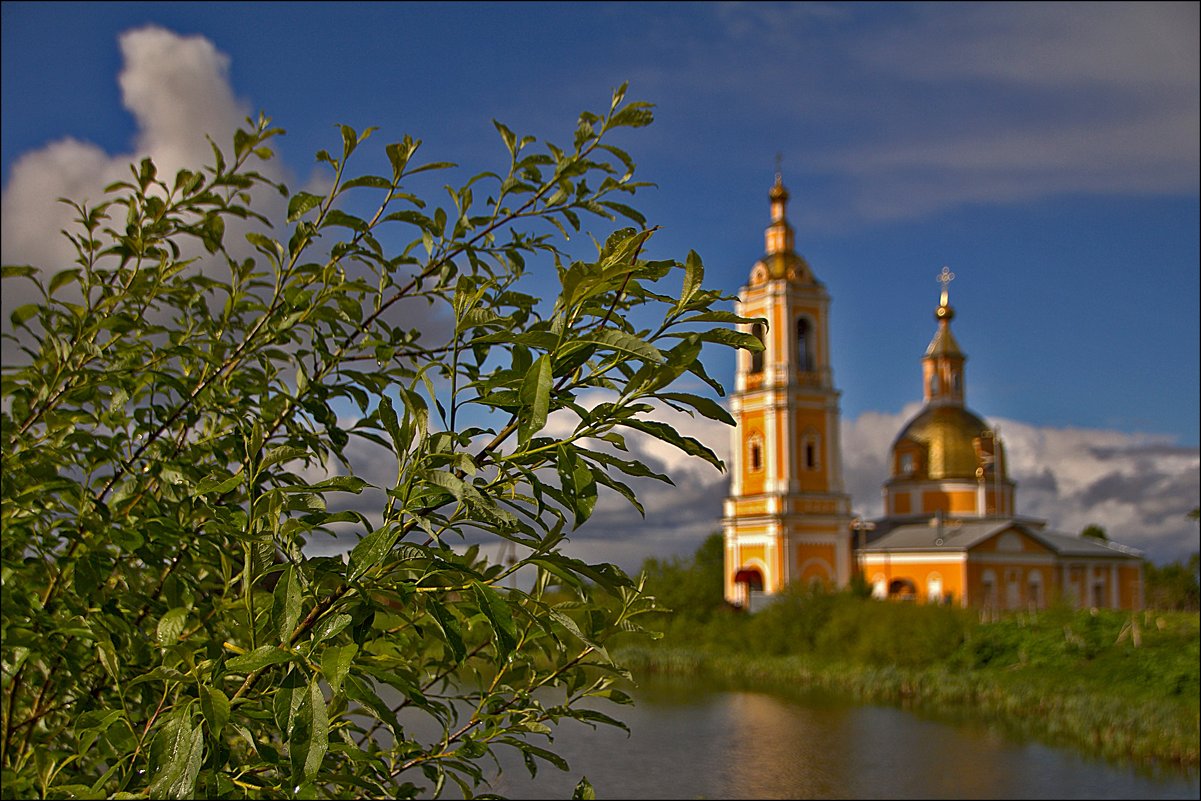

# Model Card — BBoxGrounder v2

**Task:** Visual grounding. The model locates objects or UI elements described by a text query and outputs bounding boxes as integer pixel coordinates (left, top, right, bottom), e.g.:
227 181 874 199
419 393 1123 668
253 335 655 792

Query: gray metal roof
860 517 1142 559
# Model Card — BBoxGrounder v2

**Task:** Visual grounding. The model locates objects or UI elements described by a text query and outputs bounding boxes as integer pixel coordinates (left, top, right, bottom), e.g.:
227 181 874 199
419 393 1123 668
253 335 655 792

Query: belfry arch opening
796 317 814 373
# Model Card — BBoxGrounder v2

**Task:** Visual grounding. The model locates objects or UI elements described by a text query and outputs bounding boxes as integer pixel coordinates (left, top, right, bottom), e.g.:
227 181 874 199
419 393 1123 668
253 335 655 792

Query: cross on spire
937 266 956 307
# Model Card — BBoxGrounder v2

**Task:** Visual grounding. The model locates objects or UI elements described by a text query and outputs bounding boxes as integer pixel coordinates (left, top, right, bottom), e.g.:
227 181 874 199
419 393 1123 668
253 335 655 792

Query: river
472 677 1200 799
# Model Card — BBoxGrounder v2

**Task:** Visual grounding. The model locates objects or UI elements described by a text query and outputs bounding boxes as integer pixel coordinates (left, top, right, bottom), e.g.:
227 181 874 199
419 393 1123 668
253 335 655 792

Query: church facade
724 179 1144 611
720 175 854 609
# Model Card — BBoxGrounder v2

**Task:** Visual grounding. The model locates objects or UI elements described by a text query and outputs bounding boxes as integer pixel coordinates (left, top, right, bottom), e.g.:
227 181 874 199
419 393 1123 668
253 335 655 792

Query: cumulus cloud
1 25 451 360
1 27 257 281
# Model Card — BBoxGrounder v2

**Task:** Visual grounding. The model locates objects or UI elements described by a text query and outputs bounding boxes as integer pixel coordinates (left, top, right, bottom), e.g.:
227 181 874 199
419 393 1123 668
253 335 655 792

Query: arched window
951 371 961 394
748 434 764 473
796 318 814 372
927 573 943 604
750 323 766 373
889 578 917 601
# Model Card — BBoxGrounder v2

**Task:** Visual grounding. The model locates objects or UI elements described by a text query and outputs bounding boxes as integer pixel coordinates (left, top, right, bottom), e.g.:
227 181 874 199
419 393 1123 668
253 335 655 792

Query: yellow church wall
862 558 966 604
741 409 766 495
947 491 976 514
921 491 950 513
916 490 976 515
796 543 836 587
770 303 786 360
775 420 788 481
793 408 830 491
965 560 1064 610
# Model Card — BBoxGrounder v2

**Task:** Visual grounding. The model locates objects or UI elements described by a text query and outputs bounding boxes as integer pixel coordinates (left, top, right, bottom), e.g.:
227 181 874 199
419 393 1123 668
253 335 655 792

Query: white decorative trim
861 553 966 566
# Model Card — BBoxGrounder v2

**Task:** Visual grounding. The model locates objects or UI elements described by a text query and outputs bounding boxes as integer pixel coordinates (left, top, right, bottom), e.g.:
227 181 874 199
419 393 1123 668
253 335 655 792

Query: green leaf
287 191 323 222
1 265 37 279
156 607 187 646
472 583 518 659
193 471 242 496
677 250 703 312
344 674 400 735
48 268 81 296
9 303 39 327
693 327 765 352
347 525 399 581
147 712 205 800
312 613 353 645
621 417 724 471
200 686 230 735
573 776 597 800
200 212 225 254
320 643 358 695
494 119 518 156
427 601 466 663
517 353 552 445
290 680 329 784
656 392 735 426
225 645 294 673
272 564 302 643
581 329 664 363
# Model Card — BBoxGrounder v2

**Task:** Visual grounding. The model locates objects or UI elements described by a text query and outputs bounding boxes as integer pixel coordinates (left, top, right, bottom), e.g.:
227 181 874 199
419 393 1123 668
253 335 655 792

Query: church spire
923 267 965 405
764 171 796 262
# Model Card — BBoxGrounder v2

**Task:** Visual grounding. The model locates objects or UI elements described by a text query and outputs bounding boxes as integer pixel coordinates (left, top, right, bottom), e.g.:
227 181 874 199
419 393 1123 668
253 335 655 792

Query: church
722 176 1144 611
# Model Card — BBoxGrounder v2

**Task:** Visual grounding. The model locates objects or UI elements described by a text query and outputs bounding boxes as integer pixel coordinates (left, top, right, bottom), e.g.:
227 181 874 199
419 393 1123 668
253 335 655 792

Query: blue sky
3 2 1198 565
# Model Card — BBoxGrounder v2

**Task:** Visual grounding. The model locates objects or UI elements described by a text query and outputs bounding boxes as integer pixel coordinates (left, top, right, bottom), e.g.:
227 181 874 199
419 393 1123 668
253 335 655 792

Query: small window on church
749 436 764 472
951 371 961 393
900 452 914 474
801 429 820 470
929 373 939 395
750 323 765 374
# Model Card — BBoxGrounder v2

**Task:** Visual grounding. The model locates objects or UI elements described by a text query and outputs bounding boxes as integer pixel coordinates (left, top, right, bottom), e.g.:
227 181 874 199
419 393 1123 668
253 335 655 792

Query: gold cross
937 266 955 306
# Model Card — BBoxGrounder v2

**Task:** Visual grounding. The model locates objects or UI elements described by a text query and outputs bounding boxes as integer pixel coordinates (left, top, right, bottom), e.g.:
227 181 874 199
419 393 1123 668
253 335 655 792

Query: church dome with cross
724 177 1143 612
882 268 1015 519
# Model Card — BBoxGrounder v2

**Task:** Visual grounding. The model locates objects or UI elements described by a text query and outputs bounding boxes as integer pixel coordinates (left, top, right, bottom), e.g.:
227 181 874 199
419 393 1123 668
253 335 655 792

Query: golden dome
891 405 997 480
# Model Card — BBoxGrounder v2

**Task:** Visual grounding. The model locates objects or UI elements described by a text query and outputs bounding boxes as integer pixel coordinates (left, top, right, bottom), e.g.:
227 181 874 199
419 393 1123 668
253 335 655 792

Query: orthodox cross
937 266 955 306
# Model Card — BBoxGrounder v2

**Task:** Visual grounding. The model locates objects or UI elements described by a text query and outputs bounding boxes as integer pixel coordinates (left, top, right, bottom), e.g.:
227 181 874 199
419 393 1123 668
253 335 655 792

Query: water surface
478 677 1200 799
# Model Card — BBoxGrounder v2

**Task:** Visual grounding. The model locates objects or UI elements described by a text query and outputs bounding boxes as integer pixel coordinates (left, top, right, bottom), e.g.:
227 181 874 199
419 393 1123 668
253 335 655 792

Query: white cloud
2 27 254 269
0 26 282 326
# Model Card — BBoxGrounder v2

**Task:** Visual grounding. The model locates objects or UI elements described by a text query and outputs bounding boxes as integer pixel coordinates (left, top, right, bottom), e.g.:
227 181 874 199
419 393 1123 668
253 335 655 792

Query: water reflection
480 678 1199 800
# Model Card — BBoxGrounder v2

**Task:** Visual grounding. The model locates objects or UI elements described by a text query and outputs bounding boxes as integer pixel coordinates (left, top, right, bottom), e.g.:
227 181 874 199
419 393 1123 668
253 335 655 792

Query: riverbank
614 597 1200 768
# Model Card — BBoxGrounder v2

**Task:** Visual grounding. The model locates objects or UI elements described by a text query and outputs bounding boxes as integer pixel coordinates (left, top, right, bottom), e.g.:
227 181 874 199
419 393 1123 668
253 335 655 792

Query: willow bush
0 85 758 799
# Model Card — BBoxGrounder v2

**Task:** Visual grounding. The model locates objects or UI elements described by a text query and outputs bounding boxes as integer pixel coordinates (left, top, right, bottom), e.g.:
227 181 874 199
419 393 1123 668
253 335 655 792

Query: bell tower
722 174 853 607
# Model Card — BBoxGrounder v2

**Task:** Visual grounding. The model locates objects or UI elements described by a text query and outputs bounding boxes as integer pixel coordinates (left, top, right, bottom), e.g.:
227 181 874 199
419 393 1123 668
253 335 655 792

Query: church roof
860 519 1142 559
889 404 994 480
